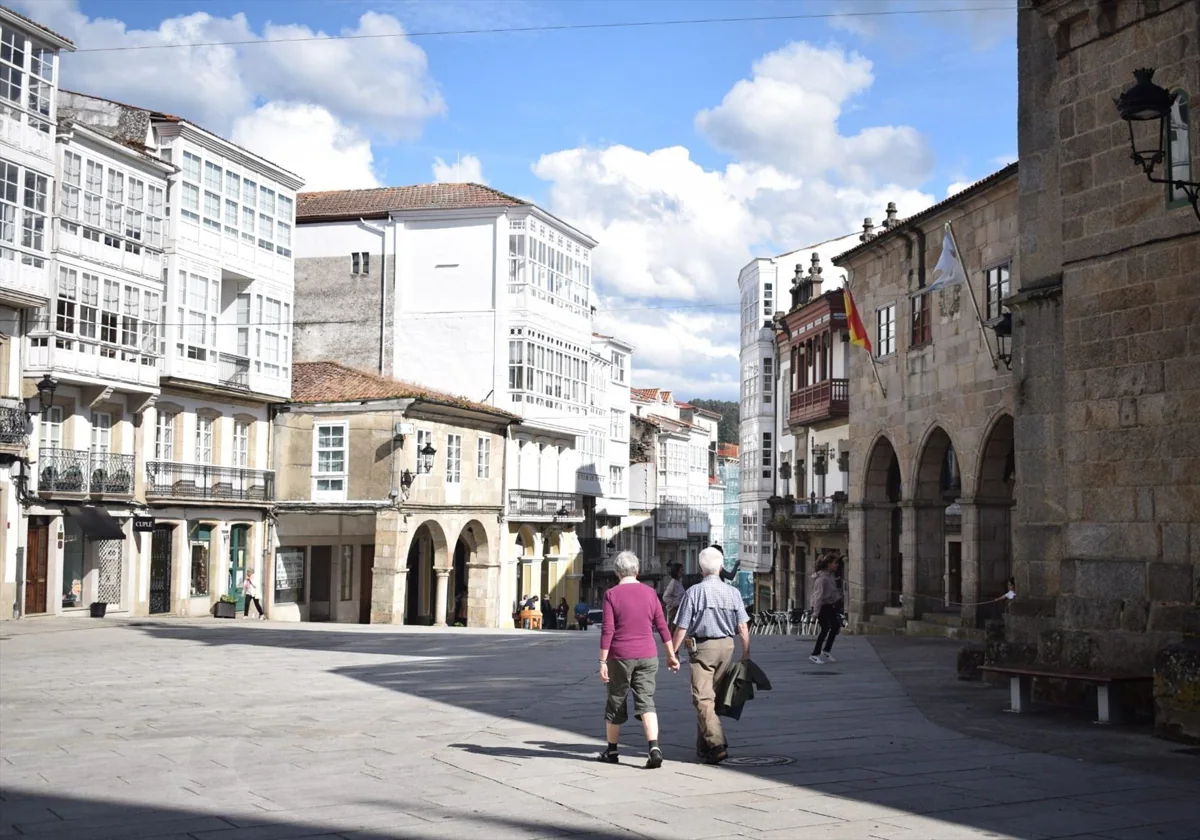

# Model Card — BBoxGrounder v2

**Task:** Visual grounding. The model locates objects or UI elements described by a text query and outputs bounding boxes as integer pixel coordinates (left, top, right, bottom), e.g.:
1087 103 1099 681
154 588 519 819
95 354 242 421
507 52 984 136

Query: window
445 434 462 484
181 270 217 361
60 152 81 220
986 263 1011 321
314 423 347 498
762 432 772 479
740 361 760 415
253 294 288 379
876 304 896 357
339 545 353 601
910 292 931 346
56 267 76 334
1166 90 1192 209
181 183 200 222
416 429 433 474
195 415 214 463
477 437 491 479
155 411 175 460
763 357 773 405
236 293 250 356
761 507 771 555
611 351 626 383
203 161 222 191
505 329 590 410
763 281 773 317
21 171 47 252
233 421 249 468
609 465 624 496
147 185 164 247
609 409 625 441
42 405 62 449
203 190 221 231
182 152 202 182
80 274 97 339
91 411 111 455
351 251 370 274
274 546 305 605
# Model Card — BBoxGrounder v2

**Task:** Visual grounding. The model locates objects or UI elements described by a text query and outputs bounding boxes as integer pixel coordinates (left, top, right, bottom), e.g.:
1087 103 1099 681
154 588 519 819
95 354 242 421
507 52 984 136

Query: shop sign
132 516 155 533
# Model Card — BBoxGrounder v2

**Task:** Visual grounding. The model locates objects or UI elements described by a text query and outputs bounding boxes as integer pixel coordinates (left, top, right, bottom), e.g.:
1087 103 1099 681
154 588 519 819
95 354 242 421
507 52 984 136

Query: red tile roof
0 6 74 48
718 443 739 458
296 183 529 222
291 362 516 419
631 387 673 404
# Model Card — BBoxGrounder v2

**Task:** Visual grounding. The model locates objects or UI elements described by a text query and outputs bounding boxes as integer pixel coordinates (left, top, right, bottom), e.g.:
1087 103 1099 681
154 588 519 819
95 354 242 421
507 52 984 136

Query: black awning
65 506 127 541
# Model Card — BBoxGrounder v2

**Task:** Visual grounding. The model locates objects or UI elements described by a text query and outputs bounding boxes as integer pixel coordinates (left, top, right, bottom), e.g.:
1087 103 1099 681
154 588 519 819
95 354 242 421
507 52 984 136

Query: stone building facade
1010 0 1199 732
834 168 1018 641
274 361 514 627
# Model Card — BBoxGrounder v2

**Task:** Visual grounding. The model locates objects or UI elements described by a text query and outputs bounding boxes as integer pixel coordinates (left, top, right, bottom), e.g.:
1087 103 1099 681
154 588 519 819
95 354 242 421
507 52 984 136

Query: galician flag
927 222 968 292
843 287 871 353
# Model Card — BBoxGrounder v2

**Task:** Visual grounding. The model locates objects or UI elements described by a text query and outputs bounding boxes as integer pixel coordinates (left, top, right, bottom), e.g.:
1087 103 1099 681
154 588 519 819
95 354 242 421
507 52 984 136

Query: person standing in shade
809 557 842 663
598 552 679 768
663 564 686 626
670 547 750 765
243 568 265 620
541 594 554 630
574 599 590 630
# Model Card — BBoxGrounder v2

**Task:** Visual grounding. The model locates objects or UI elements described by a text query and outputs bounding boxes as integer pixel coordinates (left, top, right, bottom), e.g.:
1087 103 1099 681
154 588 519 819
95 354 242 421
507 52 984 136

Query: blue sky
27 0 1018 399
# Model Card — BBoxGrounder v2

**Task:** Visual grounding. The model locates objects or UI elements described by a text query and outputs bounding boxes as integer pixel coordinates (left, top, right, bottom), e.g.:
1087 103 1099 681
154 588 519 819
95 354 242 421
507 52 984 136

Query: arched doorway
404 521 447 625
914 427 958 619
862 436 902 615
976 413 1015 625
453 521 492 627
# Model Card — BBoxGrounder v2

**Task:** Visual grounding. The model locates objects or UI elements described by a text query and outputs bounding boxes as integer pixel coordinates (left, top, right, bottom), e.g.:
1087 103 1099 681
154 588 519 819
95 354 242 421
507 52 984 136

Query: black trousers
244 595 264 617
812 604 840 656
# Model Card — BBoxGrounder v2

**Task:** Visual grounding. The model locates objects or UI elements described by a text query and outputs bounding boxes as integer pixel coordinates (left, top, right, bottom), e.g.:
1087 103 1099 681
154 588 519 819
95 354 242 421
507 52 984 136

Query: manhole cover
725 755 795 767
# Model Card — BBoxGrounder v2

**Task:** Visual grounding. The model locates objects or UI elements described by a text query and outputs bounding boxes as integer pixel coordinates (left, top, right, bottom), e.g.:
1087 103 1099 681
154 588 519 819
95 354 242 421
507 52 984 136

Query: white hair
698 547 725 576
613 551 640 579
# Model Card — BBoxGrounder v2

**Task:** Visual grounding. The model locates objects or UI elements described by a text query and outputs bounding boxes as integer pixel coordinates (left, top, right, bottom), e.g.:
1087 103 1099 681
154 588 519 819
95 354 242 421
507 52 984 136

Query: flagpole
845 272 887 399
945 222 998 370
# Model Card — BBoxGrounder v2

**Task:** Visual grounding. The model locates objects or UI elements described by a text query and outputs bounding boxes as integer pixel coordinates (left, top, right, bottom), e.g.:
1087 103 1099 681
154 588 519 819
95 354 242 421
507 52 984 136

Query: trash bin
89 602 107 618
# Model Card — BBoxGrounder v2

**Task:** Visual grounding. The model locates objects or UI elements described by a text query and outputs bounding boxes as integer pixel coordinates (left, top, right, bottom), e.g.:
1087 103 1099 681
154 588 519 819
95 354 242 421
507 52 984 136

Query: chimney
808 253 824 297
860 217 875 242
790 263 805 308
884 202 898 228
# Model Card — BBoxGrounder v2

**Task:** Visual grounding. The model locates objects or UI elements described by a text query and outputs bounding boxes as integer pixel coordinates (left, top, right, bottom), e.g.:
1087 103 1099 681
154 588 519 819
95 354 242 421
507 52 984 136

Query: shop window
275 546 306 604
61 518 84 608
190 526 211 597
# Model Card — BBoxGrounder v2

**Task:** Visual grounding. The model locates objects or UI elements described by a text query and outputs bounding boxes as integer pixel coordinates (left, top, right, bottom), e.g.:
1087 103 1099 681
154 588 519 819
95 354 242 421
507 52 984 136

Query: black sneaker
645 748 663 769
705 745 728 765
596 749 619 764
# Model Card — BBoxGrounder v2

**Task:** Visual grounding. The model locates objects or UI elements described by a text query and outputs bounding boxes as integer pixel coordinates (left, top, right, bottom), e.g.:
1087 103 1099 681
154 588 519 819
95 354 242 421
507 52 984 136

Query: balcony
55 223 164 280
0 112 54 160
146 461 275 502
218 353 251 390
508 489 584 522
38 448 134 495
27 338 160 389
0 398 28 448
0 254 50 306
789 378 849 427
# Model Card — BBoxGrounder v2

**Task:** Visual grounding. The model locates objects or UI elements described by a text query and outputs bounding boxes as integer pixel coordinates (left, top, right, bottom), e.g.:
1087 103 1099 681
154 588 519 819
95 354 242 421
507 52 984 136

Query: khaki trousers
689 637 735 752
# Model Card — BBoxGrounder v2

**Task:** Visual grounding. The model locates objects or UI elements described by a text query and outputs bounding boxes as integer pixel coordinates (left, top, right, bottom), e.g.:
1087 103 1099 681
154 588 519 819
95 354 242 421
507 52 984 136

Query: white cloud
946 180 972 197
829 0 1017 50
432 154 486 184
695 42 934 187
231 103 380 191
11 0 443 185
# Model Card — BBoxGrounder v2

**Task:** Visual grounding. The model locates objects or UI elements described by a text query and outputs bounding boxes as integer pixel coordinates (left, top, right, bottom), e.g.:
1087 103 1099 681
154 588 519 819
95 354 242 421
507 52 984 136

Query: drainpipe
359 218 388 376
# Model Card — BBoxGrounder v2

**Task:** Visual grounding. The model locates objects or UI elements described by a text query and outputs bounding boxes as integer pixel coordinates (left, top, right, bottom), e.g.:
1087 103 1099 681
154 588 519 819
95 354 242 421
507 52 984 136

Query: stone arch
860 435 903 614
912 424 962 503
452 519 496 627
911 425 962 618
976 412 1016 501
404 520 449 625
973 412 1015 623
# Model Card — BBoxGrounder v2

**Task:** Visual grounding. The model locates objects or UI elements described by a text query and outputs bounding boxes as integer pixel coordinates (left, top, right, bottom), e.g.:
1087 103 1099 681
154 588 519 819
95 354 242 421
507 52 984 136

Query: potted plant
89 601 107 618
214 594 237 619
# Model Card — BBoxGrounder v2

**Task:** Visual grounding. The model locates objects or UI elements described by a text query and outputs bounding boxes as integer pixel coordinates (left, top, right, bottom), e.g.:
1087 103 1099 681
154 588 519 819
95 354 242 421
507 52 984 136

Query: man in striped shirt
670 547 751 765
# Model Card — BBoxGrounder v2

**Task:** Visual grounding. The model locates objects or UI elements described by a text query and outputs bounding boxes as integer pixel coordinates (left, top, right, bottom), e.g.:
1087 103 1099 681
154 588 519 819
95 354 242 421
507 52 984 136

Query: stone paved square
1 620 1198 839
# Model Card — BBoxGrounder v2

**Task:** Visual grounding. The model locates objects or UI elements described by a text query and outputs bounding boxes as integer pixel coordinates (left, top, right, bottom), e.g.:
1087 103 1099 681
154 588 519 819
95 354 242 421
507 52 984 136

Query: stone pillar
433 568 450 627
959 499 982 629
371 511 409 624
466 562 499 628
847 503 868 625
900 502 918 620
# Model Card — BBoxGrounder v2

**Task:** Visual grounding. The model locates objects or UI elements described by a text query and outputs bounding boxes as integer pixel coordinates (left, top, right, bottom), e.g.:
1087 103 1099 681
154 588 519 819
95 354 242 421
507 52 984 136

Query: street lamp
988 311 1013 370
420 441 436 459
1114 68 1200 221
27 374 57 419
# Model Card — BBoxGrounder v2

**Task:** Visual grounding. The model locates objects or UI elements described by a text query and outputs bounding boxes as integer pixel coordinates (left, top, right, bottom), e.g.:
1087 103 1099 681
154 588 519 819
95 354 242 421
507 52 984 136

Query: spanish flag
844 287 871 353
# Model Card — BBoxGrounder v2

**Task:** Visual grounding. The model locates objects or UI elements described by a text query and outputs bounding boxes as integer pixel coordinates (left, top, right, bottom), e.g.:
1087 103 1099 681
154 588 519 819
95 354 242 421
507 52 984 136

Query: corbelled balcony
789 378 849 427
508 489 584 522
0 398 28 449
38 448 134 495
146 461 275 502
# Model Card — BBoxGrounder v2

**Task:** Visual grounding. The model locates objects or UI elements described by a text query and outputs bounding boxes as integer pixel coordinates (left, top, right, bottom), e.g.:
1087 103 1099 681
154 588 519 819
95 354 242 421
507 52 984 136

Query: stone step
920 611 963 628
869 613 907 629
852 620 904 636
882 606 904 617
905 620 985 643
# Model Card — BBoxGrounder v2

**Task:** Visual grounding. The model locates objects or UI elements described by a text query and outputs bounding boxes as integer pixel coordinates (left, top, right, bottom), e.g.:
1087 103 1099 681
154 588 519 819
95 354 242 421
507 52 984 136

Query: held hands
667 653 680 673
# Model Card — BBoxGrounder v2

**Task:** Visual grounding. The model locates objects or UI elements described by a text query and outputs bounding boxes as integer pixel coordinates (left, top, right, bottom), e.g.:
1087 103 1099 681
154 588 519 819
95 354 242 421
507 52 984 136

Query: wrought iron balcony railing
508 489 584 521
0 398 28 447
146 460 275 502
89 452 136 495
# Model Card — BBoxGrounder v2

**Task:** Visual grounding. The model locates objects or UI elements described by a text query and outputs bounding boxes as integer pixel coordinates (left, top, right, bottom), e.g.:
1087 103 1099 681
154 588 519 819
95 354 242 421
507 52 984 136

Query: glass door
228 524 248 611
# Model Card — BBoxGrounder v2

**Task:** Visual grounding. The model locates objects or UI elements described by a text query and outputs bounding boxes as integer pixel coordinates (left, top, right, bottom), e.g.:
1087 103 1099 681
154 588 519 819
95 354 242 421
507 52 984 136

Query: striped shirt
675 575 749 640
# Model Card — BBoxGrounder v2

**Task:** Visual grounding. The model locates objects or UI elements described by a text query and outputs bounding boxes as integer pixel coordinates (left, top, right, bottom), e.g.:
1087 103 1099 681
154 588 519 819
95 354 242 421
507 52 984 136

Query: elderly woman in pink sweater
597 551 679 768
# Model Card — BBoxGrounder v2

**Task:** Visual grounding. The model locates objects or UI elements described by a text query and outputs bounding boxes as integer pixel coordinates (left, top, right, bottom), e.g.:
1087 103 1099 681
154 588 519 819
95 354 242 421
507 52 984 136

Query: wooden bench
979 665 1152 724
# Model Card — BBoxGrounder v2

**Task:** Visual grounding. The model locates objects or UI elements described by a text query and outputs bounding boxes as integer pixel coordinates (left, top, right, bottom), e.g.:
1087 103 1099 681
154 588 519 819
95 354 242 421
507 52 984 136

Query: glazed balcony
508 489 584 522
146 460 275 502
789 378 849 427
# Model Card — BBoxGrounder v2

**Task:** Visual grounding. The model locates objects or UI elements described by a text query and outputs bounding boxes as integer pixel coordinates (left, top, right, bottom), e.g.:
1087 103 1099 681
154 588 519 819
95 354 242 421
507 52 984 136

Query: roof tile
291 361 515 419
297 183 529 222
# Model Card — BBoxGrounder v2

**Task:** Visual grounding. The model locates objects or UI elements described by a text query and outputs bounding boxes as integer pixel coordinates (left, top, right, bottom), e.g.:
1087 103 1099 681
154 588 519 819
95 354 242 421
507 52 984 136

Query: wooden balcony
789 378 849 427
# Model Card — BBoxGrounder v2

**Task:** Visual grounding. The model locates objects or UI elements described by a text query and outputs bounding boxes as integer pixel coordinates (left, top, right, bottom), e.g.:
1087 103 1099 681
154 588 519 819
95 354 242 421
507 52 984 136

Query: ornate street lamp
27 374 57 419
988 311 1013 370
1114 68 1200 221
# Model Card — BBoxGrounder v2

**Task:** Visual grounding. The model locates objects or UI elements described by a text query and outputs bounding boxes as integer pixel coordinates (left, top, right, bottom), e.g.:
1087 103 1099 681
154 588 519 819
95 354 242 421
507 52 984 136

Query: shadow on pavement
118 622 1200 840
0 789 639 839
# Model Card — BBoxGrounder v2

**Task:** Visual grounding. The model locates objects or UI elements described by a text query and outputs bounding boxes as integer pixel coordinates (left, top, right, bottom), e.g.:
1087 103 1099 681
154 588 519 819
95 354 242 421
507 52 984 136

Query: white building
736 232 859 605
0 8 73 618
292 184 633 624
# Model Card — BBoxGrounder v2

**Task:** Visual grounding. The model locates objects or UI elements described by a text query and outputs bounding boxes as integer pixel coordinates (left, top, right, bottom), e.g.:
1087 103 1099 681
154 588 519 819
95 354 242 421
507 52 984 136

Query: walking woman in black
809 557 841 664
